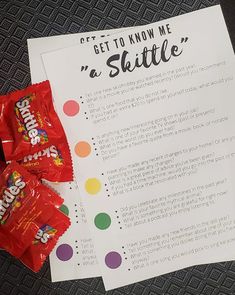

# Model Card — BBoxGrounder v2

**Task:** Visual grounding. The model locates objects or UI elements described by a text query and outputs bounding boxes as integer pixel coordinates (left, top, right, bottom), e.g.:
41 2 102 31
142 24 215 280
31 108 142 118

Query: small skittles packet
20 208 70 272
0 161 64 257
0 163 39 257
19 143 73 182
0 81 73 182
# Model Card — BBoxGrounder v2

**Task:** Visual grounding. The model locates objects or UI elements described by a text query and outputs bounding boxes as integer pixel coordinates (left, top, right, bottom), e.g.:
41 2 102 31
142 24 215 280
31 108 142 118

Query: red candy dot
63 100 80 116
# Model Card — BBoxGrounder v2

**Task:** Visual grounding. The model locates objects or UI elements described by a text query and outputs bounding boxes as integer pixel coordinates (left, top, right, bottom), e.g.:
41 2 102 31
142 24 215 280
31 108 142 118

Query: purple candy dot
56 244 73 261
105 251 122 269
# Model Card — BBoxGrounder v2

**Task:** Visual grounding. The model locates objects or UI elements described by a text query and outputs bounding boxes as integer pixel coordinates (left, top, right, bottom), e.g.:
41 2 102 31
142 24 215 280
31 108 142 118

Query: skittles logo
0 171 25 225
15 93 48 146
23 145 64 167
33 224 57 244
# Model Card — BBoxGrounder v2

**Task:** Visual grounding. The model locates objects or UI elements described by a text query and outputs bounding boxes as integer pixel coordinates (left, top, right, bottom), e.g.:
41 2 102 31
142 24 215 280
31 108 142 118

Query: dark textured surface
0 0 235 294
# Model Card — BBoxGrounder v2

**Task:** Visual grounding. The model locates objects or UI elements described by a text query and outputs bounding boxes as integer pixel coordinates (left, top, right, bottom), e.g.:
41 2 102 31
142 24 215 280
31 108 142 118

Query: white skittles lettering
23 145 58 163
0 178 26 220
16 98 40 145
35 228 50 244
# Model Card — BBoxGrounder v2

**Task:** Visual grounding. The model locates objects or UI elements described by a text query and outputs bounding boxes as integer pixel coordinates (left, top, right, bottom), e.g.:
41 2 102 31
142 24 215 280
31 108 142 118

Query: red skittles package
0 81 73 182
20 208 70 272
0 161 64 258
0 163 39 257
19 143 73 182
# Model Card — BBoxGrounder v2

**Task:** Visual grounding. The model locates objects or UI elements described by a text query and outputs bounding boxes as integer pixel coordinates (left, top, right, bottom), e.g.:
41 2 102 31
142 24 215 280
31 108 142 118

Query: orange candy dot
75 141 91 158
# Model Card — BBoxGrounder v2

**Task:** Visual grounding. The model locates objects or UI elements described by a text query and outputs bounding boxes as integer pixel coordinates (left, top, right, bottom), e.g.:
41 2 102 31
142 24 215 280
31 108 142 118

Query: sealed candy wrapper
20 208 70 272
0 80 73 182
0 161 64 258
19 143 73 182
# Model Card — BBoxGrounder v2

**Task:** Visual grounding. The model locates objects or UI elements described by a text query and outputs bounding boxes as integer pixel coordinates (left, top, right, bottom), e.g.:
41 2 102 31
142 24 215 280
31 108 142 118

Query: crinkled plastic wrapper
0 81 73 182
0 162 64 258
20 208 70 272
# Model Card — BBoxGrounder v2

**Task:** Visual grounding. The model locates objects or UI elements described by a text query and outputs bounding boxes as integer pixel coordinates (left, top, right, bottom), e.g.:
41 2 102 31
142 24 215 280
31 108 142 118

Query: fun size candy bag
0 162 64 258
20 208 70 272
0 81 73 182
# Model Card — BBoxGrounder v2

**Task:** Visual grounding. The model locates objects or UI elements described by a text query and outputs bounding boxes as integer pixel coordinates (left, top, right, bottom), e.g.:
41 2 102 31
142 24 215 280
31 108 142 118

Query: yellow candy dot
85 178 101 195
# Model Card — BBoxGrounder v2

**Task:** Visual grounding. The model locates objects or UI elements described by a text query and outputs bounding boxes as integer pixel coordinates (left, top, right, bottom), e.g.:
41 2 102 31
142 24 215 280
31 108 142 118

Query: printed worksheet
43 5 235 290
28 30 121 281
44 180 99 282
28 28 121 84
28 26 135 281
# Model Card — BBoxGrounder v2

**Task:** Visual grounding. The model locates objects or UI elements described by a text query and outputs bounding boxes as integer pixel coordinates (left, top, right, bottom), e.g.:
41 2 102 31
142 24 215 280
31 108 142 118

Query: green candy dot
59 204 69 216
94 213 111 230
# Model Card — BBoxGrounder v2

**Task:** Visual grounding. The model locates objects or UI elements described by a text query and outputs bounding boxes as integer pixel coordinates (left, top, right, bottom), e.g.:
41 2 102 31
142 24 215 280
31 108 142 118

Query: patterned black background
0 0 235 294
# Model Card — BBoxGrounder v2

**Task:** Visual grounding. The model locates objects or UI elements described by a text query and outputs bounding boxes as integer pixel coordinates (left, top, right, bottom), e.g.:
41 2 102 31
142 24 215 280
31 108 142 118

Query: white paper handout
28 29 122 84
43 5 235 290
28 27 134 281
28 30 118 281
43 181 99 281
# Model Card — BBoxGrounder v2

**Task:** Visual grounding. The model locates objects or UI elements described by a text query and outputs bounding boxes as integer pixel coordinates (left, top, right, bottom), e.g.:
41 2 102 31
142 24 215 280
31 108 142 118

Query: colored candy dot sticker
56 244 73 261
94 213 111 230
85 178 101 195
59 204 69 216
75 141 91 158
63 100 80 116
105 251 122 269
